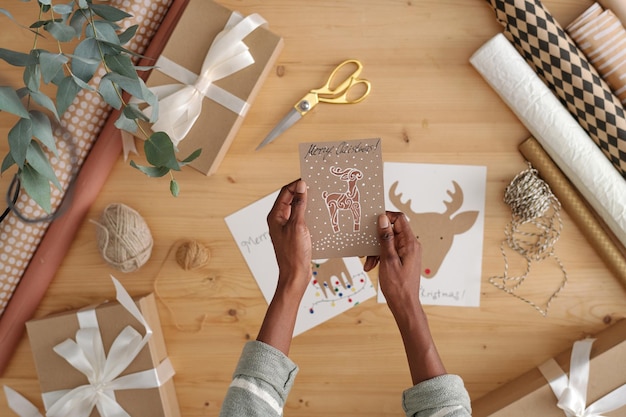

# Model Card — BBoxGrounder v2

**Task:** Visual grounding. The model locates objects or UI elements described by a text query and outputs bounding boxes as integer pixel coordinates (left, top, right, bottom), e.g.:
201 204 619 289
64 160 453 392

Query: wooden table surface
1 0 625 416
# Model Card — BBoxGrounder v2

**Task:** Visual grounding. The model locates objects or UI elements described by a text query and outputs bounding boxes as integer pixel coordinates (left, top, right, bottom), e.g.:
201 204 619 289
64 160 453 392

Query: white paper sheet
379 162 487 307
225 190 377 336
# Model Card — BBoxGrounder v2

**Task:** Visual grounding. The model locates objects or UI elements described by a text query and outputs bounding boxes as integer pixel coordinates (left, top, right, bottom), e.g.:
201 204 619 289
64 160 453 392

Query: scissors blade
256 108 302 150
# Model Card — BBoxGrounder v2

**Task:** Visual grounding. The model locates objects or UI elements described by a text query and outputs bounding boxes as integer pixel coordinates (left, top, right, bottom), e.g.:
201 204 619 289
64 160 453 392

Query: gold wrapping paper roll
519 137 626 289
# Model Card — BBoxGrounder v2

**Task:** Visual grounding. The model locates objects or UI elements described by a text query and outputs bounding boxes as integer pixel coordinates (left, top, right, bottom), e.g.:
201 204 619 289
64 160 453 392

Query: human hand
364 212 422 312
267 179 312 300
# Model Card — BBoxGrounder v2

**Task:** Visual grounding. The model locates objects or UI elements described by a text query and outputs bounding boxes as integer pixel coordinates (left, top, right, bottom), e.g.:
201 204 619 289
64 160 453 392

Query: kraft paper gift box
25 278 180 417
472 320 626 417
138 0 283 175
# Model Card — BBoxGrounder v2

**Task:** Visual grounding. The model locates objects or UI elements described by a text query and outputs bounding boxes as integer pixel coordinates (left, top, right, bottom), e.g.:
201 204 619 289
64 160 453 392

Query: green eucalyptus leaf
20 164 52 213
118 24 137 45
29 90 60 120
98 76 122 109
0 86 29 118
26 141 61 190
71 37 100 83
24 64 41 91
52 4 73 15
179 148 202 166
0 8 15 20
29 110 58 156
70 72 95 91
39 51 68 84
139 77 157 109
103 72 142 97
104 54 137 79
129 160 170 177
69 10 87 37
113 110 137 132
145 131 180 170
30 19 54 29
123 103 149 121
170 179 179 197
39 0 52 6
78 0 89 9
8 118 33 169
86 21 120 45
44 21 76 42
134 65 157 72
56 75 81 114
1 152 16 174
0 48 37 67
89 3 131 22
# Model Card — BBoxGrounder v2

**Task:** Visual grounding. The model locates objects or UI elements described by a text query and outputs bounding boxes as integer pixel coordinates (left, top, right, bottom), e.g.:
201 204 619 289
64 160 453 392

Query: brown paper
141 0 283 175
599 0 626 29
472 320 626 417
567 5 626 104
0 0 188 377
299 138 384 258
26 293 180 417
519 137 626 290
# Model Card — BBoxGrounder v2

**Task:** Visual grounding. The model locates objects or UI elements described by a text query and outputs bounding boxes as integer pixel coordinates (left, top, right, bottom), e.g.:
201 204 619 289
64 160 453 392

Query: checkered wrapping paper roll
0 0 172 316
488 0 626 178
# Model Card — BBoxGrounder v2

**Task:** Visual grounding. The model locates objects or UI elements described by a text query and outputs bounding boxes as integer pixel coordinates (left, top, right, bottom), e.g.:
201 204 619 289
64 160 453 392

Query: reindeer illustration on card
299 138 384 258
382 162 487 307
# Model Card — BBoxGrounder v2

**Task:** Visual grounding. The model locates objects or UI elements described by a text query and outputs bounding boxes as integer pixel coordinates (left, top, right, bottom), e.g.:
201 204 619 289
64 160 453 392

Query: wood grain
2 0 625 416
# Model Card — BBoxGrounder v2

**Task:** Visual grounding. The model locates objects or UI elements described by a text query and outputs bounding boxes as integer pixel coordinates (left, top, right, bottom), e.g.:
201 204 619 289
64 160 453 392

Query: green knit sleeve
219 341 299 417
402 374 472 417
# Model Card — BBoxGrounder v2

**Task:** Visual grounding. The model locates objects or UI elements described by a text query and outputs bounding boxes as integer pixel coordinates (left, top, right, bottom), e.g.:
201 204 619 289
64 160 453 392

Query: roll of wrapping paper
567 3 626 105
0 0 172 314
599 0 626 28
470 34 626 248
520 137 626 289
487 0 626 178
0 0 190 375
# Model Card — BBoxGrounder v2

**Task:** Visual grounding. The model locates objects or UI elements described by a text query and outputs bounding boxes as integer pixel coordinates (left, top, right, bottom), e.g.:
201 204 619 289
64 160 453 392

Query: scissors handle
313 59 371 103
293 59 371 116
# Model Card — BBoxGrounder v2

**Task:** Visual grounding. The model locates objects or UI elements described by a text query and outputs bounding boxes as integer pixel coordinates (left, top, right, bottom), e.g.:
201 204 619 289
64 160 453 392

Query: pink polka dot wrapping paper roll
0 0 173 317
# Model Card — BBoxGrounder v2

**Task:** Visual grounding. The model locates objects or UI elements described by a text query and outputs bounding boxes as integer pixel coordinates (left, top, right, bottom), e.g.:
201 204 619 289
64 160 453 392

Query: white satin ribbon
145 12 266 145
4 276 175 417
538 338 626 417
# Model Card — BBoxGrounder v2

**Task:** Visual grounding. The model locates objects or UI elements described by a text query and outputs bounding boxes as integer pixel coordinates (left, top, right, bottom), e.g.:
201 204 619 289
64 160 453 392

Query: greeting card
380 162 487 307
299 138 384 258
225 190 377 336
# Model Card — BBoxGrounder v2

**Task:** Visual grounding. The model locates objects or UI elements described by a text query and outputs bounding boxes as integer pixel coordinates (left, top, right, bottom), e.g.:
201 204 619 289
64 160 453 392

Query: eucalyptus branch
0 0 200 214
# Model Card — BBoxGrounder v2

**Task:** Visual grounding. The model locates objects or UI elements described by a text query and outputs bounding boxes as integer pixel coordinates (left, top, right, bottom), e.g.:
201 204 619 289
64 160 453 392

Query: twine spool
93 203 153 273
489 164 567 316
175 239 211 270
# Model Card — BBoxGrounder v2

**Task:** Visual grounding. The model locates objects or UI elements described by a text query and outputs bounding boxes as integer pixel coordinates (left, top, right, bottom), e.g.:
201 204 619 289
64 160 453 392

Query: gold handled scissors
256 59 371 150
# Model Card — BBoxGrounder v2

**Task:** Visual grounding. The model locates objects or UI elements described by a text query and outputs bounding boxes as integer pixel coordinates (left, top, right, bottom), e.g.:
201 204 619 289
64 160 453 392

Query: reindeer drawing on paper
322 166 363 233
312 258 354 298
389 181 479 278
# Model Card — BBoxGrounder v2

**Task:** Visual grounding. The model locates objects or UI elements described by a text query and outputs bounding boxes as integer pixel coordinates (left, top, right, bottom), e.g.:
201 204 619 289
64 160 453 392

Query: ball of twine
504 166 553 221
175 239 211 270
93 203 153 273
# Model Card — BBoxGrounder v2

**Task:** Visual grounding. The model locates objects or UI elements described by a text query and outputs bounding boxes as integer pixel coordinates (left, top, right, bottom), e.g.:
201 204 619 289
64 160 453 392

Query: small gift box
139 0 283 175
24 277 180 417
472 320 626 416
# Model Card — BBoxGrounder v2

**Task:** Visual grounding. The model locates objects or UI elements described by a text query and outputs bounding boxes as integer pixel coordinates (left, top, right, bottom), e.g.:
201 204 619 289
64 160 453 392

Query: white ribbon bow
4 276 175 417
538 338 626 417
144 12 266 146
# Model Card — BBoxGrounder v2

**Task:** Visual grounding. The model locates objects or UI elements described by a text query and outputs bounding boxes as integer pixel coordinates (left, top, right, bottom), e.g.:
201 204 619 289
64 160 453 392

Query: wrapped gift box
472 320 626 416
26 282 180 417
139 0 283 175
